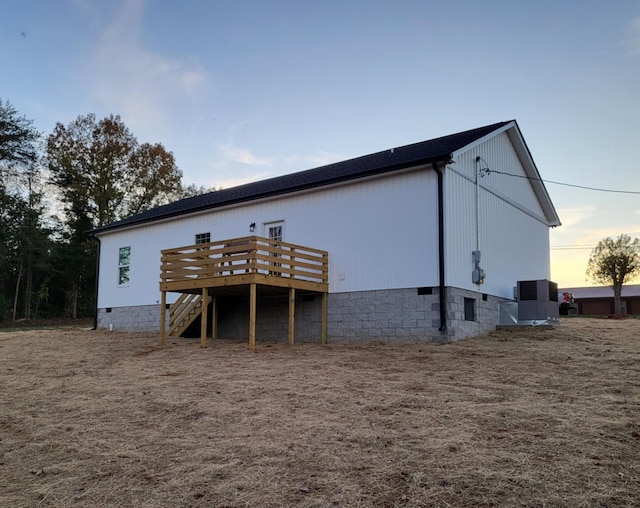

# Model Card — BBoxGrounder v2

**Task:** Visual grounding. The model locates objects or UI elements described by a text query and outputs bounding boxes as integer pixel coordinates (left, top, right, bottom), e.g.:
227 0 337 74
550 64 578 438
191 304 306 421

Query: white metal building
90 120 560 343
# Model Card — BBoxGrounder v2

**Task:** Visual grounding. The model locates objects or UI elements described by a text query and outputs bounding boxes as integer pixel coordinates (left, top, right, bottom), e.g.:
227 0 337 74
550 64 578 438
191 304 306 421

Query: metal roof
90 120 543 235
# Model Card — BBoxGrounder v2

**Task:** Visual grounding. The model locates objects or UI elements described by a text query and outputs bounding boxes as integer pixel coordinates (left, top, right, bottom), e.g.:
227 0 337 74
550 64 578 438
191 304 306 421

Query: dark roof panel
91 120 512 234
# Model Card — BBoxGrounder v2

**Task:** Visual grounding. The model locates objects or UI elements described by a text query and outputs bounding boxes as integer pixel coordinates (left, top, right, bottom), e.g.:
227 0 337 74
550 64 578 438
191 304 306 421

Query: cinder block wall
96 286 506 342
446 287 505 338
326 288 443 343
214 286 505 343
215 294 322 341
97 304 162 332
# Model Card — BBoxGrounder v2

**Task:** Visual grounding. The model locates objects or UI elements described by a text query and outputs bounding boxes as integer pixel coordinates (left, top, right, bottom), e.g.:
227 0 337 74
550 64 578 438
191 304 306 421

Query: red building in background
558 285 640 315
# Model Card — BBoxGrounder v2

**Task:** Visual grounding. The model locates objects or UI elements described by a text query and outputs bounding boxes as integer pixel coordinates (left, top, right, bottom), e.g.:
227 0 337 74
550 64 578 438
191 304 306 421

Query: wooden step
168 293 212 337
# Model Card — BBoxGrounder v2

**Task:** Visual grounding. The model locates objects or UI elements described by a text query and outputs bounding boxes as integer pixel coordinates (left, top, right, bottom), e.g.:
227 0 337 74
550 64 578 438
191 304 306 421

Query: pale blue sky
2 0 639 286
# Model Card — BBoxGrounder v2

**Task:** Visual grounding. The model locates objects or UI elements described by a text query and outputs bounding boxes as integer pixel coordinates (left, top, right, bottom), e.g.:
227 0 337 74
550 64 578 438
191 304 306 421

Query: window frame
195 232 211 245
118 246 131 286
464 297 476 322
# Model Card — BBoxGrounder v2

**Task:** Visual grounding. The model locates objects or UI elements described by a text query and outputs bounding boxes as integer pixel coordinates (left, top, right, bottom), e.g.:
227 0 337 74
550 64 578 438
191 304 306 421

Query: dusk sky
2 0 639 288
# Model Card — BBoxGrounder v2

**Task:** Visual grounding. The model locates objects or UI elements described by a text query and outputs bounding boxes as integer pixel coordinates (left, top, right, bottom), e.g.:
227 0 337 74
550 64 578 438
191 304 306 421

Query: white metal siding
444 133 551 299
452 131 547 221
444 169 477 291
97 169 440 308
481 197 550 299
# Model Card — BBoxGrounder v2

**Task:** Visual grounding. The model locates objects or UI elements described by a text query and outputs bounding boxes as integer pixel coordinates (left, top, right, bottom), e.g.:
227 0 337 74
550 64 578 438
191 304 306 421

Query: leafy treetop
586 234 640 314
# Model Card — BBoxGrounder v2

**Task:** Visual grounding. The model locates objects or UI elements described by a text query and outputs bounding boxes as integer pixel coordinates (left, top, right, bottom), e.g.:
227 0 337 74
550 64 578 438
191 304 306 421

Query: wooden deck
159 236 328 349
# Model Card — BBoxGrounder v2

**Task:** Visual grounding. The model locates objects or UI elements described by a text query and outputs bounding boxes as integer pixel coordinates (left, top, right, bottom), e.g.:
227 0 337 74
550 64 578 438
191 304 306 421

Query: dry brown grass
1 318 638 507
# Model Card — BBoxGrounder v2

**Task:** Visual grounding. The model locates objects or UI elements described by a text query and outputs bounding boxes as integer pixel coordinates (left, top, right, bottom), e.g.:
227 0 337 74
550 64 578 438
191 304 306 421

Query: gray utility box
517 279 559 321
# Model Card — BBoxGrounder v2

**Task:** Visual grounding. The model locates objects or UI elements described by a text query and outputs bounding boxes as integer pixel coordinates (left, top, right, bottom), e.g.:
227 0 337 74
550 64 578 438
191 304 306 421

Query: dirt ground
0 319 638 507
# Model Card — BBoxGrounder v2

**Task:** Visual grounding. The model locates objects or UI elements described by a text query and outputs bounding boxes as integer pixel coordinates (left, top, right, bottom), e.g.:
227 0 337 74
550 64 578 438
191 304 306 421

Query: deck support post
200 287 208 348
288 288 295 346
249 283 257 351
212 294 217 340
159 291 167 345
160 237 328 349
321 292 327 344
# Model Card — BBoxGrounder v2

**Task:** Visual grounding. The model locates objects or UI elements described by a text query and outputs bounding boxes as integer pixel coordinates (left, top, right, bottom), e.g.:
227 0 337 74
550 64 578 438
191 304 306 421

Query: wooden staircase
168 294 212 337
159 236 329 348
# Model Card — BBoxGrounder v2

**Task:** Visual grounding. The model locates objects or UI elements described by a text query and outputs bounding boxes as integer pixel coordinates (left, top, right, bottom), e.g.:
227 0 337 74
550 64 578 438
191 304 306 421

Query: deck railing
160 235 328 289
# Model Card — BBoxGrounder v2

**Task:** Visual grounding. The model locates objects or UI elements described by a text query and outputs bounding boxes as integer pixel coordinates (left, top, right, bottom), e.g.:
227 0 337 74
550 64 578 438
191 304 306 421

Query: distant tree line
0 99 213 322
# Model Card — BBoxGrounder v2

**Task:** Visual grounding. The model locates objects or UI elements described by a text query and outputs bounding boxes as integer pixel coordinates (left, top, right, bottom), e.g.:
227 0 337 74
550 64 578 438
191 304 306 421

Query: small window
118 247 131 285
464 297 475 322
417 287 433 295
195 232 210 245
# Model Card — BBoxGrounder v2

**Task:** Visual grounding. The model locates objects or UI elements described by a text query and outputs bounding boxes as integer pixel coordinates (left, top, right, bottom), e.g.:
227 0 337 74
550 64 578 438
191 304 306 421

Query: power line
552 244 597 247
487 169 640 195
550 246 596 251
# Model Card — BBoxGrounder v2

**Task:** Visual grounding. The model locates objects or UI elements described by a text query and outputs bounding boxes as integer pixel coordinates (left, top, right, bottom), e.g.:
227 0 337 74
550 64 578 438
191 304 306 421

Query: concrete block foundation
97 286 507 343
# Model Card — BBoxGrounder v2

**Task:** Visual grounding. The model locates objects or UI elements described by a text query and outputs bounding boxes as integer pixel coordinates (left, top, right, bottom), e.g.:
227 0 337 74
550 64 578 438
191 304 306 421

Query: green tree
46 113 184 229
586 234 640 315
0 99 38 168
0 99 48 321
179 183 217 199
46 114 186 318
126 142 184 216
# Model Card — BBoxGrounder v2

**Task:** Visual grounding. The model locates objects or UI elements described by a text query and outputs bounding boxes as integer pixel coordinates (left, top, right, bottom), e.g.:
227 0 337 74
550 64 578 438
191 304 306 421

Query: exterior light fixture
249 222 256 232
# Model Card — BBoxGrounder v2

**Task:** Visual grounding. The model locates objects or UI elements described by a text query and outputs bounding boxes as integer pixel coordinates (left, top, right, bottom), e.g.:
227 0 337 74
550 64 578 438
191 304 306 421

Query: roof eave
505 123 561 227
449 121 560 228
89 153 452 236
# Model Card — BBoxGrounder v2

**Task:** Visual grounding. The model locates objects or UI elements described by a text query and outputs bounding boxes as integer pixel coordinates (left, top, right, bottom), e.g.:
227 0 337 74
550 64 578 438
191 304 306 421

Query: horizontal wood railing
160 236 328 291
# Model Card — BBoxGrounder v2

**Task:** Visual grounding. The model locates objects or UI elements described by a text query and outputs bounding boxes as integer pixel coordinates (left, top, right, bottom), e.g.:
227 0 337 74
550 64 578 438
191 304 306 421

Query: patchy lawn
0 319 638 507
